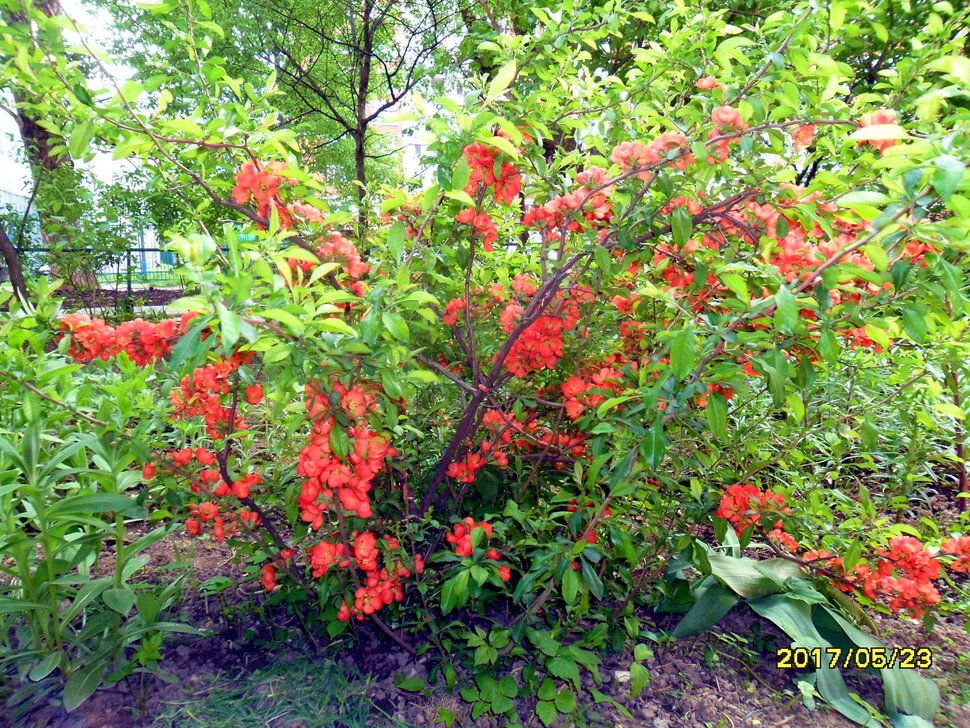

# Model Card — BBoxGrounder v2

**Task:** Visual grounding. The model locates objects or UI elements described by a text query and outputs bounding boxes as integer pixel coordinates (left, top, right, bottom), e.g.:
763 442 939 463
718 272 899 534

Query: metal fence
95 246 184 288
9 244 185 296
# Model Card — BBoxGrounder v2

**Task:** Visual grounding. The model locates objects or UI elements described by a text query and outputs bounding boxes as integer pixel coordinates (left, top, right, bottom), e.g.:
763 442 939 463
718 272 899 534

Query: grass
152 654 400 728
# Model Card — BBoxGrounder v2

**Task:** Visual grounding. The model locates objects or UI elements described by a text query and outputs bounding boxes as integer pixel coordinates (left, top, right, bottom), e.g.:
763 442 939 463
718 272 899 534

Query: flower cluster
169 352 254 440
455 207 499 251
522 167 614 235
297 379 393 527
446 452 487 483
806 537 944 618
289 230 370 282
481 408 586 464
231 160 297 223
708 106 748 162
331 533 425 621
60 313 193 365
715 483 790 535
941 535 970 573
561 367 622 420
446 518 511 581
857 109 899 154
184 500 259 542
442 297 467 326
611 131 693 182
463 141 522 204
503 286 594 377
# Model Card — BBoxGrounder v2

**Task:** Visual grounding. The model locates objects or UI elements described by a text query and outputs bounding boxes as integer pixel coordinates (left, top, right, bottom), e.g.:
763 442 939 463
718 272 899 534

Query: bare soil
58 287 185 311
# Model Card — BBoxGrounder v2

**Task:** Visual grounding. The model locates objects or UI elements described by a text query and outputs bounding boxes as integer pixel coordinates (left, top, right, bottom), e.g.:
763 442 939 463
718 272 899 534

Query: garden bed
11 528 968 728
57 287 186 312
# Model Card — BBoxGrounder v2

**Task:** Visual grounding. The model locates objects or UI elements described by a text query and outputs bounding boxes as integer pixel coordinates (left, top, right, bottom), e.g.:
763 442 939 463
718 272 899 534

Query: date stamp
776 647 933 670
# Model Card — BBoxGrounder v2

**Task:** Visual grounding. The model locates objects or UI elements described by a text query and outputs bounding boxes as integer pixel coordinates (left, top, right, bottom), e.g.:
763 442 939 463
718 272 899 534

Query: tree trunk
0 222 29 303
6 0 98 292
354 0 374 232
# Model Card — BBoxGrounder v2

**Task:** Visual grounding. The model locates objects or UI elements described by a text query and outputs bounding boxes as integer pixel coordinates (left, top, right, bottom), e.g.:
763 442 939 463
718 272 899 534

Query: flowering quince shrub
16 0 970 724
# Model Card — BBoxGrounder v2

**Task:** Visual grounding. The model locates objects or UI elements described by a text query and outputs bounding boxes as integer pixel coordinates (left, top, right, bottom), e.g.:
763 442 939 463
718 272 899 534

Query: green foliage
0 0 969 725
0 290 196 716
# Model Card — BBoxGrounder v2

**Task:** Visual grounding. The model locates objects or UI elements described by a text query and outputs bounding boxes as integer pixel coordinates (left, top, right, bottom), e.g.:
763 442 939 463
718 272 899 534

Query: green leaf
672 579 739 638
555 689 577 713
536 700 557 727
68 119 97 159
168 319 208 370
387 221 406 260
900 308 927 342
527 628 561 657
537 678 557 700
29 653 61 682
452 156 472 192
821 607 939 723
630 662 649 699
709 555 800 599
641 416 666 469
671 207 693 247
706 392 728 440
63 661 104 712
382 313 410 342
487 61 517 101
748 595 877 725
72 83 94 106
932 155 965 201
103 588 136 616
719 271 750 303
49 494 144 518
441 570 470 615
217 303 242 350
774 286 798 335
547 656 581 691
260 308 306 335
580 559 604 599
317 318 357 336
562 567 580 605
395 677 426 692
485 135 520 159
670 327 696 381
498 675 518 698
491 694 514 714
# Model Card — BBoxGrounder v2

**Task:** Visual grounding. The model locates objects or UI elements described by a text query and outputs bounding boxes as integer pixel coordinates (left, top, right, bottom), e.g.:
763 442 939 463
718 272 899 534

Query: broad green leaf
382 313 410 342
387 221 406 259
670 327 696 381
671 207 692 247
706 392 727 440
487 61 517 101
103 588 136 616
630 662 649 699
932 155 965 201
29 653 61 682
641 416 666 469
774 286 798 335
672 579 739 638
709 555 800 599
49 494 144 518
63 661 104 712
452 156 471 192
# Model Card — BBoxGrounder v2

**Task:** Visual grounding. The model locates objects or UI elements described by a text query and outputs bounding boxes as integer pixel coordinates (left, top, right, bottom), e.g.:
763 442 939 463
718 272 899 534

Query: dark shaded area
57 287 185 312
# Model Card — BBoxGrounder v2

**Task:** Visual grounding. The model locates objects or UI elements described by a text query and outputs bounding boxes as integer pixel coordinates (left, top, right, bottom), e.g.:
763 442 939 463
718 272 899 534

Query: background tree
94 0 459 226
